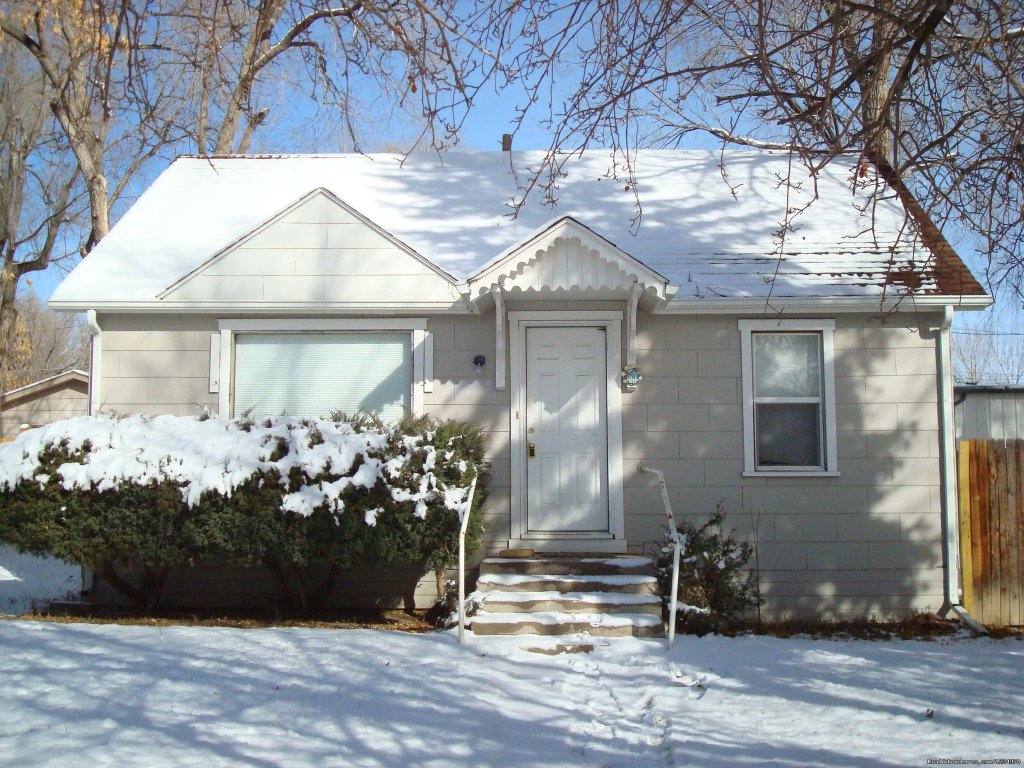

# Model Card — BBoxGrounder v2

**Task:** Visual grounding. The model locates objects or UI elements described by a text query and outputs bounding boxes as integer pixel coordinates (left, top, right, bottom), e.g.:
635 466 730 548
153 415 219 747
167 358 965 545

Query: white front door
525 325 610 533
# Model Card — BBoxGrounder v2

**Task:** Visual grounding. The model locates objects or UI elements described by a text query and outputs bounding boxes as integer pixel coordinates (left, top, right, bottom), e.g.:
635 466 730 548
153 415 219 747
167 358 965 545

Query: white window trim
739 319 839 477
216 318 429 418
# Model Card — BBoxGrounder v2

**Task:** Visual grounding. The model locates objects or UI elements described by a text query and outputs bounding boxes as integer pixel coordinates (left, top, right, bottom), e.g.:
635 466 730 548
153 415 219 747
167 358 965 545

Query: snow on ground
1 622 1021 768
0 546 80 615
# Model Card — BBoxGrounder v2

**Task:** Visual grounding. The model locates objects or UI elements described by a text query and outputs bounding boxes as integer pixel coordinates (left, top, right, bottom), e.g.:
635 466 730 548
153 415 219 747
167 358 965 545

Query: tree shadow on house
625 311 955 623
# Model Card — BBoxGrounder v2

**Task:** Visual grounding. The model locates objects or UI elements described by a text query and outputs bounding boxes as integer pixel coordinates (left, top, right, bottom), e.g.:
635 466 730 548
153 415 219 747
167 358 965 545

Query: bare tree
0 1 192 250
0 45 82 386
1 294 88 391
496 0 1022 292
2 0 506 233
174 0 503 154
953 302 1024 385
0 0 504 377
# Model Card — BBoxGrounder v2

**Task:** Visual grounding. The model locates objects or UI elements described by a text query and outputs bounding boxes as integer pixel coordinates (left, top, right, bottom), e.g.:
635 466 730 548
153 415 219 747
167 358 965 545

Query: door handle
528 441 536 458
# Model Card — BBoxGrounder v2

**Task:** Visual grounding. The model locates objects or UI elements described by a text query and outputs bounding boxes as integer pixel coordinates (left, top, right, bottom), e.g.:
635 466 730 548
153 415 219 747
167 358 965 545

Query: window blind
234 332 411 422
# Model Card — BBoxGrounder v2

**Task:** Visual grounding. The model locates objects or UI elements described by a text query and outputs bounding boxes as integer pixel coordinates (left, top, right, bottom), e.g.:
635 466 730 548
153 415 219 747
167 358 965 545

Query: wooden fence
957 439 1024 626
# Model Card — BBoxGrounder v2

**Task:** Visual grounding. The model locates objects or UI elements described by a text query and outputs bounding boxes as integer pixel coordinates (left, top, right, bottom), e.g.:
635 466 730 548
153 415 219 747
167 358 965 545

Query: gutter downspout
83 309 104 599
936 305 987 634
86 310 102 416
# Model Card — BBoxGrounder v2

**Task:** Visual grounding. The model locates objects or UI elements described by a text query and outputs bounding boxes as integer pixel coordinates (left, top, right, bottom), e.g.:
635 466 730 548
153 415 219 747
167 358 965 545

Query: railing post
638 462 681 649
458 476 478 645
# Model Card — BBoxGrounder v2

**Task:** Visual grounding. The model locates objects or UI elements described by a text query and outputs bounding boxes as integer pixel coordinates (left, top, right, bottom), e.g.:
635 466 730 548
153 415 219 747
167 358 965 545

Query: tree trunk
308 563 341 613
860 1 894 162
435 568 446 605
141 566 170 616
265 559 298 614
0 271 18 385
100 561 150 612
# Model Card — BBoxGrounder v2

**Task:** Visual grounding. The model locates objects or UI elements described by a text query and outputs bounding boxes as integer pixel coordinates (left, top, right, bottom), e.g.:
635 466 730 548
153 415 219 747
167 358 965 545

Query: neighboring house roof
49 150 987 308
1 370 89 404
955 384 1024 394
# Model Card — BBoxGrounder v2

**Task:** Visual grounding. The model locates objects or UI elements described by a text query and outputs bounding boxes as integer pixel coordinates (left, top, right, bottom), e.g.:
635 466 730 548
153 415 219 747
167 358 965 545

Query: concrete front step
470 554 664 638
480 555 655 577
476 572 658 595
480 589 662 616
469 611 664 638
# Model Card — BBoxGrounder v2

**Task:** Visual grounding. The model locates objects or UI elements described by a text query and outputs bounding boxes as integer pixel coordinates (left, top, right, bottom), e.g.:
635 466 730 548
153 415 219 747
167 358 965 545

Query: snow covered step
469 611 664 638
479 589 662 616
476 572 658 595
480 555 655 577
469 553 664 638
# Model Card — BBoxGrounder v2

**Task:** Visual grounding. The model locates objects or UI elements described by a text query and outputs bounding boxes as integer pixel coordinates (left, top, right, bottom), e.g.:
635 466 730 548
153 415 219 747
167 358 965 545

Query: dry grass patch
741 612 1023 641
5 607 437 632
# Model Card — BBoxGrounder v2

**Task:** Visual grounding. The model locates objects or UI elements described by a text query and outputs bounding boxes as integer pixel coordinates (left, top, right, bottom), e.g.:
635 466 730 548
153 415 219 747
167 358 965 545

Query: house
0 369 89 442
48 150 990 620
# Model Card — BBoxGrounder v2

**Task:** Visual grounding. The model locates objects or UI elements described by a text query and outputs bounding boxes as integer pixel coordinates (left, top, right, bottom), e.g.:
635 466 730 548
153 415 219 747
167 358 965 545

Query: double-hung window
217 319 428 422
739 320 838 475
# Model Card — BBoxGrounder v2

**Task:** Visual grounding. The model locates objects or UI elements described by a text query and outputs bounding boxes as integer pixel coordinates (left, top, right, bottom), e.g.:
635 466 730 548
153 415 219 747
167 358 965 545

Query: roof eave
659 293 992 314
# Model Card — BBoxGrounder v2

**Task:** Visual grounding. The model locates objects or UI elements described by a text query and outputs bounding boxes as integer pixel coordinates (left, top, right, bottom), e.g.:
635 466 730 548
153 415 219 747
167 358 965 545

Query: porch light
473 354 486 374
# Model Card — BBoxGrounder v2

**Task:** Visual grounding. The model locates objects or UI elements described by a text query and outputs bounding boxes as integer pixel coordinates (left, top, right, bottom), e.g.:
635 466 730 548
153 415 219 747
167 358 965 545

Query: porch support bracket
494 283 507 391
626 281 642 366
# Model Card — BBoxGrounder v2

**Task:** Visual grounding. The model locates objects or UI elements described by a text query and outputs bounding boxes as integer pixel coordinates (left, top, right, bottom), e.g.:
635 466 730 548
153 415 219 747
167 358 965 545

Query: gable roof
160 187 458 300
1 369 89 404
467 216 673 302
49 150 987 309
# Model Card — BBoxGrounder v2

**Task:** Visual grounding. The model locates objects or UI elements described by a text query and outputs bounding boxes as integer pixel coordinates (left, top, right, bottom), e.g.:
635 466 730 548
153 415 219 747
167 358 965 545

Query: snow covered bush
655 503 763 635
0 413 488 615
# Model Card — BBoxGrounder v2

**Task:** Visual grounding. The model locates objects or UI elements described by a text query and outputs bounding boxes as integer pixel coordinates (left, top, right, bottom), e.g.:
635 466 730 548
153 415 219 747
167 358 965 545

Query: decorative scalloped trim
473 235 656 297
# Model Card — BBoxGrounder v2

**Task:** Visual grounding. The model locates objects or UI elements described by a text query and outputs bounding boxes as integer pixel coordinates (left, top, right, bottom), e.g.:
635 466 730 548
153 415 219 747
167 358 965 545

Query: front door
525 325 610 533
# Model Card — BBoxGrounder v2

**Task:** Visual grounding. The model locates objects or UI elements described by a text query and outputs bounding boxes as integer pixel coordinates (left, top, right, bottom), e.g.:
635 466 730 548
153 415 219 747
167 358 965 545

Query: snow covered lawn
1 622 1021 767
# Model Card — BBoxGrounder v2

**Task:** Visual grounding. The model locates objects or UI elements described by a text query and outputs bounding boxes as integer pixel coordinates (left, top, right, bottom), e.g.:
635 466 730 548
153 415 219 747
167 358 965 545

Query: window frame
216 318 430 419
739 319 839 476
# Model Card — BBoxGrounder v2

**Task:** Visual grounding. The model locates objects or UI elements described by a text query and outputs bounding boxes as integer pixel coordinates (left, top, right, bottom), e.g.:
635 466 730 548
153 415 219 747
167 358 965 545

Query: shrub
0 413 488 616
0 439 204 613
655 502 763 635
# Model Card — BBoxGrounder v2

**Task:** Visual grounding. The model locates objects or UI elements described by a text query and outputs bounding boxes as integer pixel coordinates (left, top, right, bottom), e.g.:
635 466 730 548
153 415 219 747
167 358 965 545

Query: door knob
528 441 536 458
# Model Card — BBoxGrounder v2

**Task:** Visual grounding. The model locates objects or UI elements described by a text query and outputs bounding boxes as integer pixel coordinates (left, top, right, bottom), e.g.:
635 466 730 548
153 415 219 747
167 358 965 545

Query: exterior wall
0 381 89 438
95 309 947 617
99 313 219 417
89 562 438 612
162 191 460 307
955 389 1024 440
623 312 946 619
422 314 512 553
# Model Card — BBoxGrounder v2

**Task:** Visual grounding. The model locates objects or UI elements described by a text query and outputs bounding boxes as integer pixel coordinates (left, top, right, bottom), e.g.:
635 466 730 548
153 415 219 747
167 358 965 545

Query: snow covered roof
50 150 985 307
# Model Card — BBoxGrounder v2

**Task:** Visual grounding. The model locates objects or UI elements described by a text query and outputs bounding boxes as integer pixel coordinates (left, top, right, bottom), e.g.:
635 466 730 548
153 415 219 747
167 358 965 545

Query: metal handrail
638 462 680 649
457 475 479 644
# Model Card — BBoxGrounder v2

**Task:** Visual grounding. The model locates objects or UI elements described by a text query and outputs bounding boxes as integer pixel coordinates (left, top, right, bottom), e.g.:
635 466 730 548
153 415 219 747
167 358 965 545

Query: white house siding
421 314 512 551
161 191 461 307
99 314 219 417
623 312 945 619
0 383 89 439
93 310 945 617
